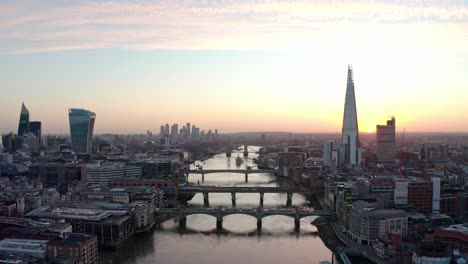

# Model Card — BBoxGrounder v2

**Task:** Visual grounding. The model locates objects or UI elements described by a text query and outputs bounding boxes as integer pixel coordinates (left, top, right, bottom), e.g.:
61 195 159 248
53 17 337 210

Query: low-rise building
86 163 142 186
47 233 98 264
348 200 408 245
81 188 131 204
26 205 133 249
0 238 48 259
412 240 452 264
435 224 468 252
29 163 86 194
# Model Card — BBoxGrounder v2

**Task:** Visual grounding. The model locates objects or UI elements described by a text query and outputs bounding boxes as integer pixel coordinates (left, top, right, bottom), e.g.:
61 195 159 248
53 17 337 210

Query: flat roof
0 239 48 254
26 206 110 221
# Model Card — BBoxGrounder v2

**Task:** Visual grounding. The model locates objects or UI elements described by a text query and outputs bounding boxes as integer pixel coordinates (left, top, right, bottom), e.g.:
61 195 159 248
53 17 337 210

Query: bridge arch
222 212 258 219
184 212 218 218
260 214 318 220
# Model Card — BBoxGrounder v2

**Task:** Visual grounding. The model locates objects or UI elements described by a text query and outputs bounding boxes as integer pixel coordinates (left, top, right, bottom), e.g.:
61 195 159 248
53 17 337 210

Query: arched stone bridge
186 169 277 183
156 207 333 232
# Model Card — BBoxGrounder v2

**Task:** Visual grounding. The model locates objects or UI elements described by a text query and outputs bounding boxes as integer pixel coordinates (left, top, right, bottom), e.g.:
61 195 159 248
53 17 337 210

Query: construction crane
398 128 406 176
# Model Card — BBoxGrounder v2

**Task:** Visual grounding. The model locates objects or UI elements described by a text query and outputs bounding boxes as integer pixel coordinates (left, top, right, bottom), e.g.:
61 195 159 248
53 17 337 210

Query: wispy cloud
1 0 467 53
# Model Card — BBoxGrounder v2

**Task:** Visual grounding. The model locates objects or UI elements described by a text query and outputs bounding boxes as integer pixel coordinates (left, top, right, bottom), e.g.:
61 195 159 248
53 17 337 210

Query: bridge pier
294 215 300 232
216 216 223 232
203 192 209 208
259 192 264 207
257 218 262 233
245 173 248 183
231 192 236 207
202 173 205 183
178 215 187 232
286 192 293 207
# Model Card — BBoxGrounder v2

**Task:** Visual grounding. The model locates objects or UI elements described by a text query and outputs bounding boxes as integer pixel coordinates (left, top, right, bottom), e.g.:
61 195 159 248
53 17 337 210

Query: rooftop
0 239 48 254
26 206 110 221
439 224 468 234
49 233 94 246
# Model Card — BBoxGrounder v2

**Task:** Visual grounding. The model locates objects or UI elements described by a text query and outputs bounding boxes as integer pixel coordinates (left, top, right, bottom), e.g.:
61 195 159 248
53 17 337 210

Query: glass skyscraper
29 121 42 148
340 65 361 165
17 103 29 136
0 132 3 153
69 108 96 154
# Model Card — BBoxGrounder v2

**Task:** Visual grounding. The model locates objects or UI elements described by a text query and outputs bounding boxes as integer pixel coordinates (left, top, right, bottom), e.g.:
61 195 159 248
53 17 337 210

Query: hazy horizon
1 1 467 134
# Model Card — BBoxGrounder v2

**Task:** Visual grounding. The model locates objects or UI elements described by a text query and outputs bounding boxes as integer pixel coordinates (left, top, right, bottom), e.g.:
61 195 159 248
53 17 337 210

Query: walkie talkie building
69 108 96 154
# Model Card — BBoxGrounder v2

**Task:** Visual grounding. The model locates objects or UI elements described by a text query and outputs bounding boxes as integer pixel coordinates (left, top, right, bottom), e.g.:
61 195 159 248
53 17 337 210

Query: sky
1 0 467 134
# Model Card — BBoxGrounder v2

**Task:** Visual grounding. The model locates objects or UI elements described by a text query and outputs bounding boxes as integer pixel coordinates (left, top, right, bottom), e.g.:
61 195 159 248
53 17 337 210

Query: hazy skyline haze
1 0 467 134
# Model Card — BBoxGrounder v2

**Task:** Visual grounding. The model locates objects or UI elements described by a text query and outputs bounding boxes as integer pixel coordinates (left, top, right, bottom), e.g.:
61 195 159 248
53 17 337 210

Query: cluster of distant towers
7 103 219 157
2 104 95 156
4 65 396 164
323 65 396 168
157 123 218 140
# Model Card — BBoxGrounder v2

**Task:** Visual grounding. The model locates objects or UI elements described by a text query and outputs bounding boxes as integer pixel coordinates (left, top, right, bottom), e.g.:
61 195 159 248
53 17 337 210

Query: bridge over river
186 169 277 183
156 207 333 232
179 186 312 207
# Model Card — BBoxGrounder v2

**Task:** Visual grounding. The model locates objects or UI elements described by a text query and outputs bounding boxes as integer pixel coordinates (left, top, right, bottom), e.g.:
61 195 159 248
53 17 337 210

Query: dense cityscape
0 65 467 264
1 1 468 264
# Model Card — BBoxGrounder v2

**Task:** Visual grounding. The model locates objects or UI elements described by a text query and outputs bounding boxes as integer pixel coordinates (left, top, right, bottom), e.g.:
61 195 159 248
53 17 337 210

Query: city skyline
1 1 468 134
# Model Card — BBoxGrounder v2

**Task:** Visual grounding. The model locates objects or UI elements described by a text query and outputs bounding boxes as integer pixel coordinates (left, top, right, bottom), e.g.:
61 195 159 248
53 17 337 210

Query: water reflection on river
100 147 335 264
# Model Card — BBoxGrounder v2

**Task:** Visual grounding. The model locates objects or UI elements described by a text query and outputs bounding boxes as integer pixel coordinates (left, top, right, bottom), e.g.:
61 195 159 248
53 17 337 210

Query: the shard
340 65 361 165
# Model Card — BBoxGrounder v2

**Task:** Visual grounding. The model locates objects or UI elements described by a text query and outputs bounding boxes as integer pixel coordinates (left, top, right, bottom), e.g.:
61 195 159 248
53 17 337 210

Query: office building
376 117 396 164
20 132 40 153
348 200 408 245
186 122 191 138
17 103 29 136
164 123 170 135
171 124 178 137
1 133 17 153
323 141 335 167
159 125 164 136
68 108 96 154
0 133 3 153
408 180 434 214
191 126 200 139
86 163 142 186
340 65 361 165
82 188 131 204
440 144 449 160
27 206 133 248
29 121 42 149
394 178 441 214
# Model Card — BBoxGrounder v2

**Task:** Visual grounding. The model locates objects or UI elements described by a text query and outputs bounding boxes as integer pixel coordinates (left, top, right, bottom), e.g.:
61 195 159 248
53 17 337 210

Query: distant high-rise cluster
6 103 43 153
68 108 96 155
157 122 218 142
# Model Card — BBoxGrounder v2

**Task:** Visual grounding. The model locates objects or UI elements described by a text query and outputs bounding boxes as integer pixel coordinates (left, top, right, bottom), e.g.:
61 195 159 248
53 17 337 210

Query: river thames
101 147 336 264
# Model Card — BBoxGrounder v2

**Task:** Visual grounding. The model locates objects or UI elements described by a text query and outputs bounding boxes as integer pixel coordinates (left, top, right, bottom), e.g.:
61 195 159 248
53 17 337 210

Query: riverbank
307 193 380 264
307 194 346 252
